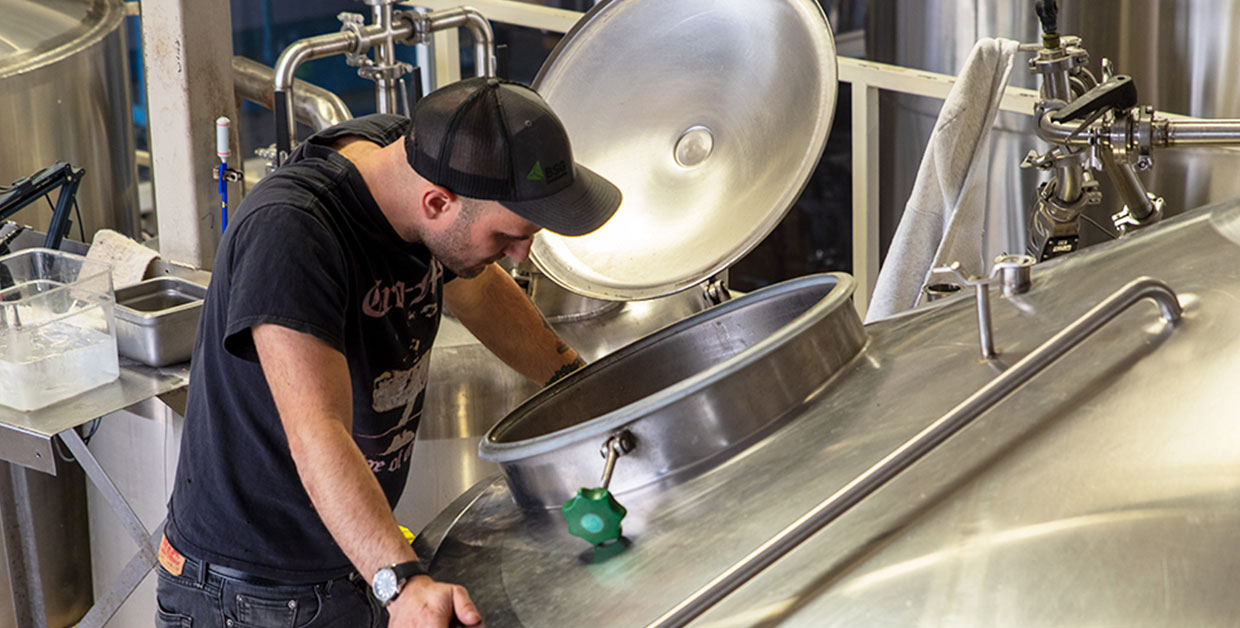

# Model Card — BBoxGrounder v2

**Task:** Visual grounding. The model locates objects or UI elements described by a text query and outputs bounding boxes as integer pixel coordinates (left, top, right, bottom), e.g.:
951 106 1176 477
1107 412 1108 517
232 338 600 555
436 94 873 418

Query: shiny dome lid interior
530 0 839 301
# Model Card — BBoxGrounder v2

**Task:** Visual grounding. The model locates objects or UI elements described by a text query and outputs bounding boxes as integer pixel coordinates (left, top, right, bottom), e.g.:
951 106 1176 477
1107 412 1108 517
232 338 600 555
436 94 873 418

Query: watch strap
391 559 429 583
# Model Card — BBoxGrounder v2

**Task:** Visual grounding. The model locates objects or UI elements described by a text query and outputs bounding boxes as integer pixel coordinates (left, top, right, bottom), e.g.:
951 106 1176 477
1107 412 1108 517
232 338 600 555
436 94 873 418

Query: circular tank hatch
480 273 865 509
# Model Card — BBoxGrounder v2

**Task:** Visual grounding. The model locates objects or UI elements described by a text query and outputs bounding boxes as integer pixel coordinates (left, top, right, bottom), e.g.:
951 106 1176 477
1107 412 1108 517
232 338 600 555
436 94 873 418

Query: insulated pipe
426 7 497 77
646 277 1182 628
232 56 352 131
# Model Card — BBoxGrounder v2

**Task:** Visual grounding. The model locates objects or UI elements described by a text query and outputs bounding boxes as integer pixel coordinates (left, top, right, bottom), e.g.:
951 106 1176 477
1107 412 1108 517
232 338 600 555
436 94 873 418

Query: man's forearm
445 263 585 386
285 416 417 581
254 323 416 581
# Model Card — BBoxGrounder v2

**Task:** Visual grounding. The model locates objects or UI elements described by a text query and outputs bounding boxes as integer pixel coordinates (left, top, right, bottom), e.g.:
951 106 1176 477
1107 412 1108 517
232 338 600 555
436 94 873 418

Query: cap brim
499 163 621 236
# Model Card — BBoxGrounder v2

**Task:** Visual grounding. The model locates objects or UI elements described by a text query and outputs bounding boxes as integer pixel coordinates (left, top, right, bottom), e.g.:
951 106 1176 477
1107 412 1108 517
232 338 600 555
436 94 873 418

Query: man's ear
421 185 457 222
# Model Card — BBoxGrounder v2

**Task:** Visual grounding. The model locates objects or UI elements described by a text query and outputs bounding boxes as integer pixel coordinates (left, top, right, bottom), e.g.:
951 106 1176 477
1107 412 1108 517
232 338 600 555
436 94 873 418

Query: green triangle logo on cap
527 161 545 182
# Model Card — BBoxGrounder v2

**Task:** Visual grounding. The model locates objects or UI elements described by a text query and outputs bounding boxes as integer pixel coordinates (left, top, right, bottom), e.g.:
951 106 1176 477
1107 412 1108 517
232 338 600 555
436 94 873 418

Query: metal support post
0 462 48 628
58 429 159 628
850 81 880 317
140 0 239 269
430 28 462 89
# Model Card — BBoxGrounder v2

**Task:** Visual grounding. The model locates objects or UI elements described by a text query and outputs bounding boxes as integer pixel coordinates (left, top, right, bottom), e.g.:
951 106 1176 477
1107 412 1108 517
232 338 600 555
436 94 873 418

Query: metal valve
562 432 633 546
929 254 1037 360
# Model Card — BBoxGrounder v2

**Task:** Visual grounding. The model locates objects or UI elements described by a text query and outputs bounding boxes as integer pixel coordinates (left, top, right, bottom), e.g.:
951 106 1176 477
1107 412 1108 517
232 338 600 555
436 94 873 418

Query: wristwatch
371 560 429 605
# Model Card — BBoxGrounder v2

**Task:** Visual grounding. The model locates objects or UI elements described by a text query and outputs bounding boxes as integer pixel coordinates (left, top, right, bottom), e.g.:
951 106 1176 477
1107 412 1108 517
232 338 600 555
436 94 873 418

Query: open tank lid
530 0 839 301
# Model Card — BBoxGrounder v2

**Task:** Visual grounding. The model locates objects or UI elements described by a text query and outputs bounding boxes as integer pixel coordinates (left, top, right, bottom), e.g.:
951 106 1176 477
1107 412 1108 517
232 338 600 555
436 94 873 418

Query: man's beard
424 215 494 278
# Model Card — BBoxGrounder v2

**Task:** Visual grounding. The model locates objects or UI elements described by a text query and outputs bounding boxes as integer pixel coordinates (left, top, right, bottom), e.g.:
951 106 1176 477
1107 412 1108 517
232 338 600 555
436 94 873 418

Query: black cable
53 418 103 463
1081 212 1119 239
73 198 85 242
83 417 101 442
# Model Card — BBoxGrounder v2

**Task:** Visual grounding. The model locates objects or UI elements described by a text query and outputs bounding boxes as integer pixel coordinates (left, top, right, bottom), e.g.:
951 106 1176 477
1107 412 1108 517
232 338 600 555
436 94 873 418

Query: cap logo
544 161 569 184
527 161 545 182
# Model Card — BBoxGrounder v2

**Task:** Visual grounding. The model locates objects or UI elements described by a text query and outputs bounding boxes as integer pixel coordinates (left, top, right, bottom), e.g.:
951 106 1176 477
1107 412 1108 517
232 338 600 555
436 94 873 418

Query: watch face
372 568 399 603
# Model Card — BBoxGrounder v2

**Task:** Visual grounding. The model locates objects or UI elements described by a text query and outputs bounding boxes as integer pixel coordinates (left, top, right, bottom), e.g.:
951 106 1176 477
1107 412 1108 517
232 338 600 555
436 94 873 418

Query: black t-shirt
167 114 452 581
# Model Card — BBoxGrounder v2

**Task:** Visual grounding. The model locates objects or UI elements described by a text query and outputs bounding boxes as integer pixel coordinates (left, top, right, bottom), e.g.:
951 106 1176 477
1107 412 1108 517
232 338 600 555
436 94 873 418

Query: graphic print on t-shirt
356 259 445 475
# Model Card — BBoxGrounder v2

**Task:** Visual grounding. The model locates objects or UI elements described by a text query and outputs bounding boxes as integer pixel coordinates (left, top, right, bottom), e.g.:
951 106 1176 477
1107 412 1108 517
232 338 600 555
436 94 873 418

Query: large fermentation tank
0 0 139 237
0 2 135 626
410 2 1240 623
869 0 1240 258
419 192 1240 627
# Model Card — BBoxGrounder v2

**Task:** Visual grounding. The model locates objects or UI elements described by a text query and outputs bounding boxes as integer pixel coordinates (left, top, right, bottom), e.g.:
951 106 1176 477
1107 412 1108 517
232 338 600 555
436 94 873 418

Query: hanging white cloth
866 37 1021 322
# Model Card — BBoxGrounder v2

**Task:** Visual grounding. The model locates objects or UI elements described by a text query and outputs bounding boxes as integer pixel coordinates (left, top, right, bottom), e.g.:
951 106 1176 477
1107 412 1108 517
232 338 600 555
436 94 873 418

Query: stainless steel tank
418 192 1240 626
0 0 139 238
396 0 841 532
869 0 1240 257
395 283 715 533
0 2 134 625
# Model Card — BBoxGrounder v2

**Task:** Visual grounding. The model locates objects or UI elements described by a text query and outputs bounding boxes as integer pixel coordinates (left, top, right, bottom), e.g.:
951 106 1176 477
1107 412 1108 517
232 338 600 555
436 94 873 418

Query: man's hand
387 576 482 627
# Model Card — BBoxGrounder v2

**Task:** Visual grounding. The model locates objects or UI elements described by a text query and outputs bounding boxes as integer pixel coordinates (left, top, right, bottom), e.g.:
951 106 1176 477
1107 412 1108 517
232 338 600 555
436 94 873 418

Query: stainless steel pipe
1164 119 1240 146
1039 112 1240 148
372 2 398 114
646 276 1182 628
271 6 495 161
272 31 363 157
232 56 351 131
1099 147 1156 221
425 7 497 77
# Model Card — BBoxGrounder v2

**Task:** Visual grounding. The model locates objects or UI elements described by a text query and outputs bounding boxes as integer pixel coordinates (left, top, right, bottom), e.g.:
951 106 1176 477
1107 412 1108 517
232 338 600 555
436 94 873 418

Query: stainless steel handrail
646 276 1182 628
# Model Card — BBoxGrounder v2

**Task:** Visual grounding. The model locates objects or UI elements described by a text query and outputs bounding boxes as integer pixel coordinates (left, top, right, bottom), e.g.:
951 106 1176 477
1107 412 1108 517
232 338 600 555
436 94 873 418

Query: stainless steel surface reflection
0 0 138 239
393 286 715 533
481 274 864 509
530 0 839 300
869 0 1240 258
417 197 1240 626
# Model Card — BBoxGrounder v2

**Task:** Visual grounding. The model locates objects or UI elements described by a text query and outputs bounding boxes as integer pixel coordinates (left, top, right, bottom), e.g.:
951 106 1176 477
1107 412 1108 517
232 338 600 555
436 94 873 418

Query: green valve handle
562 487 627 545
562 432 633 546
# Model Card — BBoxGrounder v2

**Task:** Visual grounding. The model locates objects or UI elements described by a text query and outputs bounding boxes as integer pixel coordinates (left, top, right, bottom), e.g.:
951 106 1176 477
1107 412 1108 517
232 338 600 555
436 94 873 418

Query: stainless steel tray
115 276 206 367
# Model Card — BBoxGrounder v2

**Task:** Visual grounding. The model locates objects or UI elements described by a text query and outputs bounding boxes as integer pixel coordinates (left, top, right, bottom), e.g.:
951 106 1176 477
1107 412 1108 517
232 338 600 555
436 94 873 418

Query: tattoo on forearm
545 357 586 387
539 310 570 354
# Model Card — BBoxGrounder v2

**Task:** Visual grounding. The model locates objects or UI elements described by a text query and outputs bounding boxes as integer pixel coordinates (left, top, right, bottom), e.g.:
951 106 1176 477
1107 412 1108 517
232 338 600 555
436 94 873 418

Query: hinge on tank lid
927 254 1036 360
509 260 535 295
703 275 732 305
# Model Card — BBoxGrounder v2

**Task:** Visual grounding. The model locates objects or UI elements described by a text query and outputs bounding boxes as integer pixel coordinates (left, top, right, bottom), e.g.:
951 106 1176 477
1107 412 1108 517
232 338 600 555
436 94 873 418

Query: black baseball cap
406 77 621 236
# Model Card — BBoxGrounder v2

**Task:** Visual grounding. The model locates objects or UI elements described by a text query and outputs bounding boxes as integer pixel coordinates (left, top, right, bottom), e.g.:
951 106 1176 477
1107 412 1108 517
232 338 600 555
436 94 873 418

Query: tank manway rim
0 0 125 80
479 273 865 508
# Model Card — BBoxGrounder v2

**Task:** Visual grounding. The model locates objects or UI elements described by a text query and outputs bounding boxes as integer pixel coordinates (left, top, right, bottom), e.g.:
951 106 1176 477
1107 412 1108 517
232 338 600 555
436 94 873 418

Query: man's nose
505 238 533 262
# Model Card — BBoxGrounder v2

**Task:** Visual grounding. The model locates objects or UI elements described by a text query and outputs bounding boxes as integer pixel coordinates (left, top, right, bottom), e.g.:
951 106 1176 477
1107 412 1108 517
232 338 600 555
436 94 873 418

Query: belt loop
194 556 208 588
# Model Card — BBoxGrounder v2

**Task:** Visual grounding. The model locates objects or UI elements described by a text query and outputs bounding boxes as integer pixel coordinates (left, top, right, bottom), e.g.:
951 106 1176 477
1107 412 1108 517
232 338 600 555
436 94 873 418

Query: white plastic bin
0 248 119 411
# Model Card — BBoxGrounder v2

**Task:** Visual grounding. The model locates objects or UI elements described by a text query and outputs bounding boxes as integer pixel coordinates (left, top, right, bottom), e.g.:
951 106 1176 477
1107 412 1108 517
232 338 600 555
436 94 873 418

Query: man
156 77 621 627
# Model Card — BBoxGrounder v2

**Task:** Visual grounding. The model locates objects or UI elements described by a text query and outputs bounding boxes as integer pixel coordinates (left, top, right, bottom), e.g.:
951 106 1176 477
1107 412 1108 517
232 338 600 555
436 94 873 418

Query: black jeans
155 549 385 628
